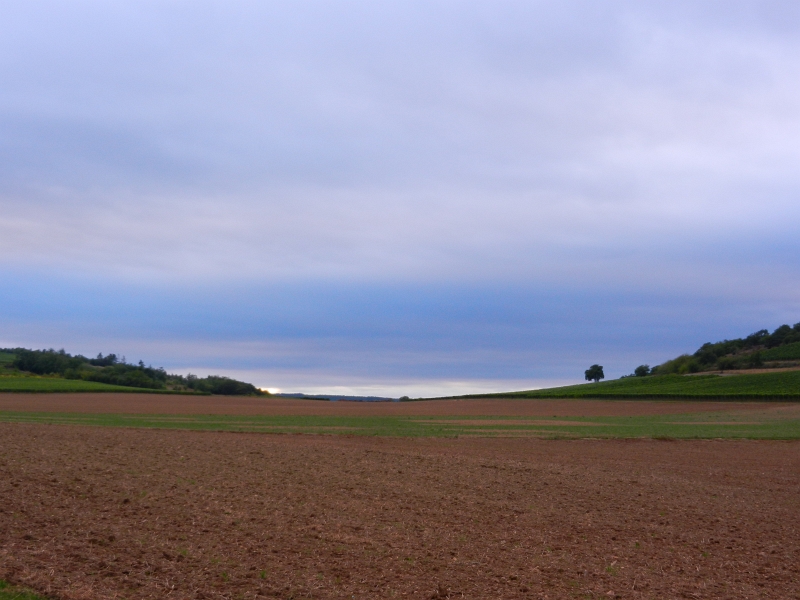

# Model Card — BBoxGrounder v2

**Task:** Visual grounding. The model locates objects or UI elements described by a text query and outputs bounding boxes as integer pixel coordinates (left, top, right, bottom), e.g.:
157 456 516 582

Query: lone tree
634 364 650 377
585 364 604 383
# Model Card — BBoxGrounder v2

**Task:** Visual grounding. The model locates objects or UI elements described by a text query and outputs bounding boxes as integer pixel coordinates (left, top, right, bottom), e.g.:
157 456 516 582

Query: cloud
1 1 798 391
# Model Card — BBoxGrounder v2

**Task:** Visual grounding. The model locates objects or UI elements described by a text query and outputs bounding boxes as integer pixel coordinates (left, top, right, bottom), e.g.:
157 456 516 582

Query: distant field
0 351 15 365
0 376 162 393
481 370 800 399
0 393 798 439
762 341 800 361
1 403 798 439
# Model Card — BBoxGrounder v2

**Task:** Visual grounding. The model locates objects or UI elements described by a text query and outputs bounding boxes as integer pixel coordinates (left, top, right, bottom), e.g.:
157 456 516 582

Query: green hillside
0 376 168 393
648 322 800 375
479 370 800 399
761 341 800 361
0 348 264 395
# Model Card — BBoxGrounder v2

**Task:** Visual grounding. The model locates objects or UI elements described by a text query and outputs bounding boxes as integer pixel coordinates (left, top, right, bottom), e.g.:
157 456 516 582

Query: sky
1 1 799 396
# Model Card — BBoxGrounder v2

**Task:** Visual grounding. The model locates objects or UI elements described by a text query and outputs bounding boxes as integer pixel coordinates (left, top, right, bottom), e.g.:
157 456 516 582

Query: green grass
0 408 797 439
761 342 800 361
0 352 15 365
0 580 49 600
478 370 800 399
0 376 171 393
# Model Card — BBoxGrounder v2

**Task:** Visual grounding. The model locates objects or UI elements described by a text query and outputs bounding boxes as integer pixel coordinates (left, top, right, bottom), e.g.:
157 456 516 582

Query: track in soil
1 423 798 599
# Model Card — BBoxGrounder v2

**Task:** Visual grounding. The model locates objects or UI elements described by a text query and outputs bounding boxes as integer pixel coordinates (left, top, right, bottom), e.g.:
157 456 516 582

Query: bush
652 354 699 375
716 356 737 371
747 352 763 368
185 375 262 396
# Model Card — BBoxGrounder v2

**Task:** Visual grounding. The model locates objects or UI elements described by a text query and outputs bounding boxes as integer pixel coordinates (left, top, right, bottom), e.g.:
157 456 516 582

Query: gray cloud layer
2 1 799 282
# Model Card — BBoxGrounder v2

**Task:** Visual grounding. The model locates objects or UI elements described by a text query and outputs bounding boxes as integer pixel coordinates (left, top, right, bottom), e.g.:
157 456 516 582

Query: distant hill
0 348 266 395
643 322 800 376
450 322 800 400
475 370 800 400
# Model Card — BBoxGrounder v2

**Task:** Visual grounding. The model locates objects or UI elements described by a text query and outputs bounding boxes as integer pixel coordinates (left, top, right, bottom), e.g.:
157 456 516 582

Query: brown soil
0 393 793 418
1 423 798 600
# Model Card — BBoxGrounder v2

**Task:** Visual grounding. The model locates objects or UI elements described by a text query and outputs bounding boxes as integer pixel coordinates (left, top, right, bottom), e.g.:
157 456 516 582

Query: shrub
716 356 737 371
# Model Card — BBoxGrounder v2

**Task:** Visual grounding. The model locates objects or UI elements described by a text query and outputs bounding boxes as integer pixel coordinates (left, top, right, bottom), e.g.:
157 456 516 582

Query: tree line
2 348 266 396
629 322 800 377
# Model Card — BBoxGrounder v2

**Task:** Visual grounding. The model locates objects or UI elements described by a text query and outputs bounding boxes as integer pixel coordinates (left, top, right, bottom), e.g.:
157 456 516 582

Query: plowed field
2 423 798 600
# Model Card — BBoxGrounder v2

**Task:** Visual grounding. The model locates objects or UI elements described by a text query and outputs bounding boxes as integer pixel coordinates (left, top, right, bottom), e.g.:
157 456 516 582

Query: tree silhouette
585 364 604 383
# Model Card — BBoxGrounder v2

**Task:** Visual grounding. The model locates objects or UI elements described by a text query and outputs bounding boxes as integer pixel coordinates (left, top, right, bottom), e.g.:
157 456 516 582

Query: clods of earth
1 423 798 599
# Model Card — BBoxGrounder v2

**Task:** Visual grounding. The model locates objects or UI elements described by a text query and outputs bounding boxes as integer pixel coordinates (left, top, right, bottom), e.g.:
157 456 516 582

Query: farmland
1 394 798 599
1 405 799 439
0 393 799 439
1 422 798 600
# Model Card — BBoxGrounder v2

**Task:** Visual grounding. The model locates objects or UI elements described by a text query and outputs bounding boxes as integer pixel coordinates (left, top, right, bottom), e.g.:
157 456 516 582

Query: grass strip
0 411 797 439
0 580 49 600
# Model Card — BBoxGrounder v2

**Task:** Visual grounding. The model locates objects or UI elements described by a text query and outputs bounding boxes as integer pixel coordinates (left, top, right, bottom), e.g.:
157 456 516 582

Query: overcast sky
2 1 799 395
